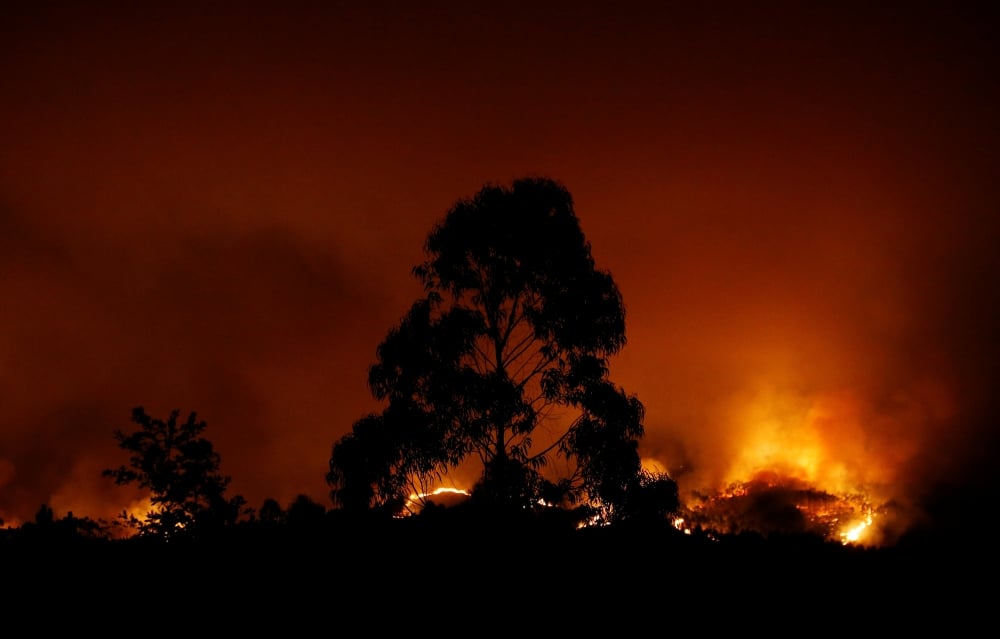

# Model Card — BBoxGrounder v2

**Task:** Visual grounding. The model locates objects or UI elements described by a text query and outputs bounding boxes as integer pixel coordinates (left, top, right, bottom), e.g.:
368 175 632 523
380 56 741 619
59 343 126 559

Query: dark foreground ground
2 512 993 632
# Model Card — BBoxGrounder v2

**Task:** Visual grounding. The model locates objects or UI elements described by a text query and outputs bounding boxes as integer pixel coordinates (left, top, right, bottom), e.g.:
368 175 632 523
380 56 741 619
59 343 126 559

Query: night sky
1 1 997 536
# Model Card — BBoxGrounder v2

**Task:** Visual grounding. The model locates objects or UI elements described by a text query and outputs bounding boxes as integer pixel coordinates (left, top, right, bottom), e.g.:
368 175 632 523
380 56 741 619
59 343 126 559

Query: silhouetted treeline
1 174 986 629
0 492 976 561
1 497 985 634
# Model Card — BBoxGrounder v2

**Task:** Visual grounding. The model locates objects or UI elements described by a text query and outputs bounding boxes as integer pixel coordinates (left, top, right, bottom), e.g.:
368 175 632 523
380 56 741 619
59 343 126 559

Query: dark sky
1 1 997 534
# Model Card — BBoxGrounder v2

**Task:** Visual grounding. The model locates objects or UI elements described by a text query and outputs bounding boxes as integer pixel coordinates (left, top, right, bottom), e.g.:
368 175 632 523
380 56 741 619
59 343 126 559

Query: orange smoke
651 377 958 546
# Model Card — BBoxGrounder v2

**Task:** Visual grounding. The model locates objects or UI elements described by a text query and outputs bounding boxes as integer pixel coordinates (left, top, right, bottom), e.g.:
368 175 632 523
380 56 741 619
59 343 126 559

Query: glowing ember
679 471 885 545
672 517 692 535
401 487 470 515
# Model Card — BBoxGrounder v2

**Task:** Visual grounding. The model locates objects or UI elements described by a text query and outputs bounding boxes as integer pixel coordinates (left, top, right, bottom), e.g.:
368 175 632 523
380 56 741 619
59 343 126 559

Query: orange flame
659 384 922 546
400 486 470 516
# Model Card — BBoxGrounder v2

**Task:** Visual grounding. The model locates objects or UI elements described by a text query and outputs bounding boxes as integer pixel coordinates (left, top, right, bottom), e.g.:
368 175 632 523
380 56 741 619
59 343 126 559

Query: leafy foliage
103 406 247 540
329 177 660 520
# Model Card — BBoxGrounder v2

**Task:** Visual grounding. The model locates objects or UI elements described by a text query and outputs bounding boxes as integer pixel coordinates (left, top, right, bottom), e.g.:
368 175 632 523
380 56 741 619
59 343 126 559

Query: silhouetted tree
258 497 285 525
103 406 247 540
57 511 110 540
286 494 327 531
328 177 647 521
622 469 681 523
35 503 55 526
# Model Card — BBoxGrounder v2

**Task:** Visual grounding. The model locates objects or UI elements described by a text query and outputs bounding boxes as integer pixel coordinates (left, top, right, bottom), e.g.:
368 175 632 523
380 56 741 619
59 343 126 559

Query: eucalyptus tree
328 177 649 521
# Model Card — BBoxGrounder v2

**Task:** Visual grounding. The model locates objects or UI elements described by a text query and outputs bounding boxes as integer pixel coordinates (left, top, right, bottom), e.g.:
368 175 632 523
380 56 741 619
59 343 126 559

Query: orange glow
840 513 874 545
107 496 155 537
401 487 471 516
123 496 154 521
680 472 883 544
722 385 870 493
659 384 910 545
0 4 994 545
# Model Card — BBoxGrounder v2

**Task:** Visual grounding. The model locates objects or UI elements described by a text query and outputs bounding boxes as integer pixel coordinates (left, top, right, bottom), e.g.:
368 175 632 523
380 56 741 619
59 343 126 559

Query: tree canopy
103 406 246 539
328 177 658 521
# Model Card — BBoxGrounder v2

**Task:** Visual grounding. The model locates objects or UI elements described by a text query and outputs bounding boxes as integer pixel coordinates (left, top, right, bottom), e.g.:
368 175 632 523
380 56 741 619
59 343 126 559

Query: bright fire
668 386 906 546
677 471 884 545
400 486 471 516
391 384 914 547
840 513 873 544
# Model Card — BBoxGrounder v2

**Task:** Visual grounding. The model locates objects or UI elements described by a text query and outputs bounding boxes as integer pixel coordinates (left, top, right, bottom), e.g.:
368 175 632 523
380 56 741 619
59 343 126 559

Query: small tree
104 406 246 540
258 498 285 525
328 177 655 521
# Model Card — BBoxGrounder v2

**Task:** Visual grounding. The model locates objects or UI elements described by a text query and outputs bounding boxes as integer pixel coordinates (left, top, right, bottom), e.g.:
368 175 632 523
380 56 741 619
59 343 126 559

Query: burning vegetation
394 469 890 547
675 471 885 545
400 487 471 516
645 381 945 548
